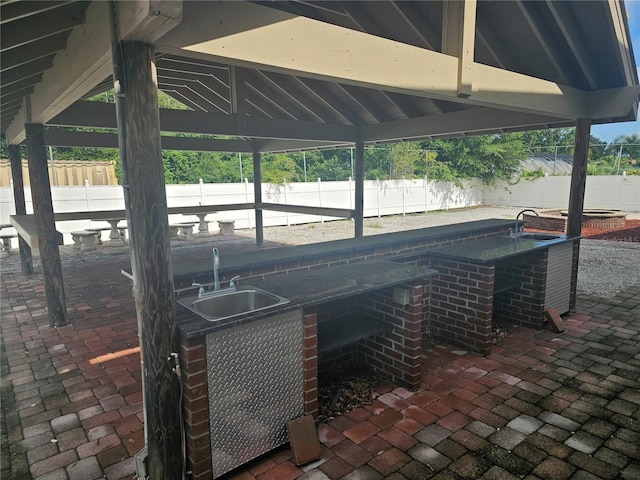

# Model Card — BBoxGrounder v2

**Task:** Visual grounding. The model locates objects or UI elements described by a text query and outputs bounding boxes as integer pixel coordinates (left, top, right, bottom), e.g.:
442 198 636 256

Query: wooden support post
354 142 364 237
567 118 591 238
253 150 264 245
567 118 591 312
114 41 183 479
8 144 34 274
25 124 67 326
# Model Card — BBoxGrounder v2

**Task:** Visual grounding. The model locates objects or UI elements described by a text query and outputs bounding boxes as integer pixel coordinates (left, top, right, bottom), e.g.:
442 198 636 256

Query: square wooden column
25 123 67 326
354 141 364 237
8 144 33 274
113 40 183 479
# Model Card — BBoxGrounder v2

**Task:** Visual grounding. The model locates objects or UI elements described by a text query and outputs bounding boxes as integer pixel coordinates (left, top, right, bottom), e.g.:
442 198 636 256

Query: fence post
402 177 406 216
199 178 204 205
283 180 290 226
620 171 626 210
10 179 16 214
348 176 353 210
377 178 381 218
317 177 324 223
244 177 252 229
84 178 91 210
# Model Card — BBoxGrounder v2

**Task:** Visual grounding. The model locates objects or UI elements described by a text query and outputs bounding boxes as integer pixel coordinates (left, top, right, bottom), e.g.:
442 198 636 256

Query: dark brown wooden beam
354 141 364 237
8 144 33 275
25 123 67 326
567 118 591 312
114 40 183 478
567 118 591 237
258 202 354 218
253 150 264 245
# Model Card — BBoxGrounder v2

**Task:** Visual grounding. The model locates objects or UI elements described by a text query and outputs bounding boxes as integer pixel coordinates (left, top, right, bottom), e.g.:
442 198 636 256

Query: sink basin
178 287 289 321
509 232 564 241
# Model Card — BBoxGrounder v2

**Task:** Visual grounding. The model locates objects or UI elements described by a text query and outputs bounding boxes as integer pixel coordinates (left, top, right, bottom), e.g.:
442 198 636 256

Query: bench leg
181 225 194 239
196 214 209 234
71 234 83 250
80 235 97 252
218 221 235 235
1 238 12 253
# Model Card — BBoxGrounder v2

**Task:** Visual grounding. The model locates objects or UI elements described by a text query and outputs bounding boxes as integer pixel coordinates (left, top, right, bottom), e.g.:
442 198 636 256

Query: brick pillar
430 258 494 355
493 251 547 329
180 336 212 480
401 281 426 389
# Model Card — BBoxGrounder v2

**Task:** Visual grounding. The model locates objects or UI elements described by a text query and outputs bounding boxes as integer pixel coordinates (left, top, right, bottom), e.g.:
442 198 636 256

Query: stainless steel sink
509 232 564 241
178 287 289 321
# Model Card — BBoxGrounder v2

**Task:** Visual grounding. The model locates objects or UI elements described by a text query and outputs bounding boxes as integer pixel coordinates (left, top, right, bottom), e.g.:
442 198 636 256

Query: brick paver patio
1 232 639 479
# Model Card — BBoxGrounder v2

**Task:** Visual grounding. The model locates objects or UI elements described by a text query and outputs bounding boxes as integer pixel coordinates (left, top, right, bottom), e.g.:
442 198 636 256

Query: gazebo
2 1 638 477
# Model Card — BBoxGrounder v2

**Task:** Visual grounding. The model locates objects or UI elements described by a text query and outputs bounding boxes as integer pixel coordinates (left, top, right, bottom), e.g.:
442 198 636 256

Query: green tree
425 133 527 183
260 153 301 183
306 150 352 181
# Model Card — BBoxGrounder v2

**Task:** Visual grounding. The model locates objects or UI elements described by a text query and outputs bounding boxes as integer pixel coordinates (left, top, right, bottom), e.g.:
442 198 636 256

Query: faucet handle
229 275 241 289
192 282 205 296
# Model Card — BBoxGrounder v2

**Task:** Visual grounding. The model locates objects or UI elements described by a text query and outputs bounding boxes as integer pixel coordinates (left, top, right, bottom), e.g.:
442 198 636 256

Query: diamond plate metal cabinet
206 310 304 478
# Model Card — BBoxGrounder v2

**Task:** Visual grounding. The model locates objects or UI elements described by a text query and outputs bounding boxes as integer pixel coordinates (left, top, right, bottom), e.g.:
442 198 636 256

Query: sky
590 0 640 142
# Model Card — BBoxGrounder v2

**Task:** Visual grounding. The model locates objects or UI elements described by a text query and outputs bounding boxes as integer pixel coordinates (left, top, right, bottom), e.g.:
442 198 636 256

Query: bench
70 231 98 252
9 215 63 249
0 234 17 257
170 223 195 240
217 220 235 235
84 228 111 245
317 313 393 354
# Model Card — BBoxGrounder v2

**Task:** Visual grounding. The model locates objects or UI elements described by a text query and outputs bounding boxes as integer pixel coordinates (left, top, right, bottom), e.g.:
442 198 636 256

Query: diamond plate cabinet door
206 310 304 478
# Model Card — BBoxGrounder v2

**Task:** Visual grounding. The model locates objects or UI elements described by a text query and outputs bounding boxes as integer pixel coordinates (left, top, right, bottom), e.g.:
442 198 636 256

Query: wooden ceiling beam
49 100 358 142
390 1 436 50
362 108 563 143
42 129 254 153
516 1 571 87
441 0 476 98
1 36 67 72
0 1 87 50
5 0 183 144
256 71 329 123
157 1 602 120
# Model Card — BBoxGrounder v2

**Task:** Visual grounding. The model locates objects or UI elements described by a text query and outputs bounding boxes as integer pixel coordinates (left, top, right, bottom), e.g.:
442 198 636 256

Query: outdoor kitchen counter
176 259 437 338
172 218 513 284
427 234 579 263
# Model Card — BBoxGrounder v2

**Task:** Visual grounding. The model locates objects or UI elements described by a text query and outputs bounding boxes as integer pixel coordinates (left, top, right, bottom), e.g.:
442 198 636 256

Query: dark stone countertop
176 260 437 338
172 218 513 282
428 234 579 264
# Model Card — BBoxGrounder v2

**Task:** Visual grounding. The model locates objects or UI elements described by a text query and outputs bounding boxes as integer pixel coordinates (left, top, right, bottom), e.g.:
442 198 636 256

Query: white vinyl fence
484 174 639 213
0 175 637 246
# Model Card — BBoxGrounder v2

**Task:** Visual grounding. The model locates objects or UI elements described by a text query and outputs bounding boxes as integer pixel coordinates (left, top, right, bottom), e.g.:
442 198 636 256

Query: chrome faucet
191 250 238 298
192 282 205 297
212 247 220 291
513 209 539 235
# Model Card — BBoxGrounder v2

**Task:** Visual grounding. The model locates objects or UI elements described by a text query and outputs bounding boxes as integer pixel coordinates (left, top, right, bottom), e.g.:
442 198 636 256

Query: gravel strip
577 239 640 298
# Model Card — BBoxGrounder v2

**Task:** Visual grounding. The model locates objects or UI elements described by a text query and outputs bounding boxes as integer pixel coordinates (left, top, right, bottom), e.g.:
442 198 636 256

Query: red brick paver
2 235 639 480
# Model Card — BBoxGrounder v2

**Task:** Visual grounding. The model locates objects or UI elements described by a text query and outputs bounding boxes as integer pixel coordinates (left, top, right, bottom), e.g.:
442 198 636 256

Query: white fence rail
0 175 637 245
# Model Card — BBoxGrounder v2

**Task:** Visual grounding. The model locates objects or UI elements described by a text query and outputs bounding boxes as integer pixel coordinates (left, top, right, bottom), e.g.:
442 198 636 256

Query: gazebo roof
2 0 639 152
